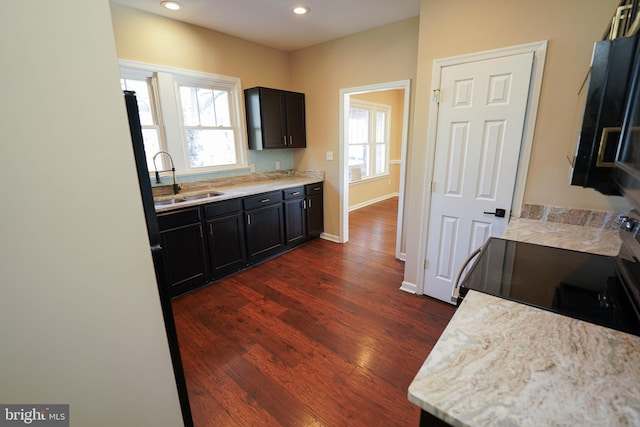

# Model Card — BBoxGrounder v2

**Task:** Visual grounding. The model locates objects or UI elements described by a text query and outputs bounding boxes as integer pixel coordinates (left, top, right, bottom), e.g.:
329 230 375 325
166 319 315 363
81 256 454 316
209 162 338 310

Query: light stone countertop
153 172 324 213
503 218 621 256
408 290 640 427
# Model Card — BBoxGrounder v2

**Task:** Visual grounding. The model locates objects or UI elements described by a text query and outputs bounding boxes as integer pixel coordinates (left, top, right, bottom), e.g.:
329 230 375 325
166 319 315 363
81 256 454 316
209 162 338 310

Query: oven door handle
452 245 485 303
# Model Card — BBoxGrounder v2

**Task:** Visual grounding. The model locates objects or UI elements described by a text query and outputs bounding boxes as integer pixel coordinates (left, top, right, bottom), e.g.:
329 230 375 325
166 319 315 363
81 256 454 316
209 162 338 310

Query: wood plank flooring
172 197 456 427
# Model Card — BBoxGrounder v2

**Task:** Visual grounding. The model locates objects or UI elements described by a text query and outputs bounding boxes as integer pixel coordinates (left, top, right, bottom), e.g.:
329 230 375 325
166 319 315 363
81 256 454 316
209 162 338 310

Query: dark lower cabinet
204 199 246 278
305 183 324 237
157 208 208 297
157 182 323 297
244 191 285 261
283 186 306 245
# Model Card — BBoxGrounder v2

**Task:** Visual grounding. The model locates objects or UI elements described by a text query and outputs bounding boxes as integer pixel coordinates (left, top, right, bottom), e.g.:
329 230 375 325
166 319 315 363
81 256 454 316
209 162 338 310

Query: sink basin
183 191 223 200
154 191 224 206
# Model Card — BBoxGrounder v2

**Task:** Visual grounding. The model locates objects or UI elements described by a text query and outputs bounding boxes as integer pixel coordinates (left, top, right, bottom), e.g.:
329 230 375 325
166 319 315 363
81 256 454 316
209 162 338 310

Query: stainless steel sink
183 191 223 200
154 191 224 206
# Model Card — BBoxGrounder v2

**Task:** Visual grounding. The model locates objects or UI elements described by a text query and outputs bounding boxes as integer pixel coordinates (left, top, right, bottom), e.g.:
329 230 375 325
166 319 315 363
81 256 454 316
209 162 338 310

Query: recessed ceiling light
161 1 182 11
293 6 310 15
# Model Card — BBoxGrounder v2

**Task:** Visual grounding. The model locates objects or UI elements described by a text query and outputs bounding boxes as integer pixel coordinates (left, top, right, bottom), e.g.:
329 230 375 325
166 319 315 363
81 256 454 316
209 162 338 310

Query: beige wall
111 3 290 90
403 0 626 290
349 90 404 209
0 0 183 425
290 18 419 239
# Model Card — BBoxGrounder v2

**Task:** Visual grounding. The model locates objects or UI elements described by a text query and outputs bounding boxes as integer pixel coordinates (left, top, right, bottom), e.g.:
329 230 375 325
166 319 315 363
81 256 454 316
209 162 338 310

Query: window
120 75 162 172
177 84 236 168
120 60 246 176
348 100 391 181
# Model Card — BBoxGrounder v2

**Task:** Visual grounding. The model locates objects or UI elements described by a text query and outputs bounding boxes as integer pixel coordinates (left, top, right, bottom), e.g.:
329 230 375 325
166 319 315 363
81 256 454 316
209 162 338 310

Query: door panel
425 51 534 302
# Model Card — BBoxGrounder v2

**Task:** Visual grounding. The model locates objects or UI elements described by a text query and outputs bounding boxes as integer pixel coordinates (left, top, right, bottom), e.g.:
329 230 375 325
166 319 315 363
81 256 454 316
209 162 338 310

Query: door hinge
430 181 436 192
424 259 428 269
432 89 440 105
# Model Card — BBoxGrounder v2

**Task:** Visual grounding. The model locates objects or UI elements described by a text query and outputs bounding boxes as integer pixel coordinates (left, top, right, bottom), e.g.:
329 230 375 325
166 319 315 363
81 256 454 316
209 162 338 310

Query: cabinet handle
308 199 312 208
247 214 251 225
282 136 287 146
209 223 214 236
260 198 270 203
199 225 203 238
289 136 293 146
313 187 320 191
292 191 301 196
303 200 307 209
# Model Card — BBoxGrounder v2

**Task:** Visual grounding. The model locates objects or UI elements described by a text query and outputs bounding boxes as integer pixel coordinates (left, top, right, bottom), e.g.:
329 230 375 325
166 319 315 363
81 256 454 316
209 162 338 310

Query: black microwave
615 35 640 211
572 35 638 195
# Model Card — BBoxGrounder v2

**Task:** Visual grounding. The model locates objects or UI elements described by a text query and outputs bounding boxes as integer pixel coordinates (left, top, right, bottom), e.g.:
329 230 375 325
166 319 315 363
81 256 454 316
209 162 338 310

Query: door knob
483 208 506 218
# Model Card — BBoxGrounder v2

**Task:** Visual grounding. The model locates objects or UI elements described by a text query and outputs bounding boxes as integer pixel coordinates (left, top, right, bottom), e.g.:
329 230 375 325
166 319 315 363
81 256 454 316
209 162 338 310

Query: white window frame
120 68 166 169
348 99 391 183
119 59 248 176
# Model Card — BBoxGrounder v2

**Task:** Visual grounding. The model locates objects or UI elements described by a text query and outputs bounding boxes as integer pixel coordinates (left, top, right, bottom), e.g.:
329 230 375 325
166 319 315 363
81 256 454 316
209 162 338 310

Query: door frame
416 40 547 297
339 79 411 260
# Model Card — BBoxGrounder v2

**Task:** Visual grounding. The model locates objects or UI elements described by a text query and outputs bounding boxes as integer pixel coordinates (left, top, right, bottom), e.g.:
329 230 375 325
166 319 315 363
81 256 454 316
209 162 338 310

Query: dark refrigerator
123 90 193 426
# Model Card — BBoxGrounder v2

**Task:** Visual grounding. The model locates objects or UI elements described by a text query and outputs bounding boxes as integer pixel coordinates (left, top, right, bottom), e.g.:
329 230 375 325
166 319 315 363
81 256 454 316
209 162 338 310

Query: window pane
214 90 231 126
186 129 236 168
197 88 215 126
122 78 155 126
349 108 369 144
180 86 199 126
142 129 161 172
375 143 386 175
349 145 369 179
376 111 386 143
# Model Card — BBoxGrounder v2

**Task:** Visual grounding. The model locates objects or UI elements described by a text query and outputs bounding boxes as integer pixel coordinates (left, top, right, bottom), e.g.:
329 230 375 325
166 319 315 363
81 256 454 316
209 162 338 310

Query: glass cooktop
458 238 640 336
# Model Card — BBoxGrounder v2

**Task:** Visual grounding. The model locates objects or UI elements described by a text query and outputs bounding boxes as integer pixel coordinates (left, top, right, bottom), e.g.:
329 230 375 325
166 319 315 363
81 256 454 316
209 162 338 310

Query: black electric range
458 237 640 336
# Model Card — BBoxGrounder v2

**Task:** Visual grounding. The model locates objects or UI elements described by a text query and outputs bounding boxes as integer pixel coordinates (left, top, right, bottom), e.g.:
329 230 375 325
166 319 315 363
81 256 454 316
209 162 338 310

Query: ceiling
111 0 420 52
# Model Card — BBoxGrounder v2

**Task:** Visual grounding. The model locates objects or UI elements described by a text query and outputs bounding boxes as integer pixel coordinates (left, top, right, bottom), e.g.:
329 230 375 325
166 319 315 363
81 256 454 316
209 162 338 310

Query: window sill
349 173 390 186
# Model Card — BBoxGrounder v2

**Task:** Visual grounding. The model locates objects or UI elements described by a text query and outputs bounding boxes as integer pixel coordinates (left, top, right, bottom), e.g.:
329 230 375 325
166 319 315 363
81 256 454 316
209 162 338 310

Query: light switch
326 151 334 161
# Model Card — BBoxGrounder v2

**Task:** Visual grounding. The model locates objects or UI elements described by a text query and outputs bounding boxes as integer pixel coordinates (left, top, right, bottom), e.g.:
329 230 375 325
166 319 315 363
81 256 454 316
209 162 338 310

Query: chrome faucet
152 151 181 195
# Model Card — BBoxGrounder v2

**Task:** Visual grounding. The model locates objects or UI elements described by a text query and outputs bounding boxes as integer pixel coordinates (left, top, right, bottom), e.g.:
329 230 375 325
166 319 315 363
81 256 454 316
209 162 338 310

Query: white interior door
424 52 534 303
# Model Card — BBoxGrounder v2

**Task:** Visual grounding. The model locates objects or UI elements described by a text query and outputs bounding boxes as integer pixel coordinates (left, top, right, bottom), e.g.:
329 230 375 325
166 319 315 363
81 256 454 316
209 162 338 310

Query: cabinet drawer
283 186 304 200
157 208 201 231
204 198 241 218
305 182 323 196
243 191 283 210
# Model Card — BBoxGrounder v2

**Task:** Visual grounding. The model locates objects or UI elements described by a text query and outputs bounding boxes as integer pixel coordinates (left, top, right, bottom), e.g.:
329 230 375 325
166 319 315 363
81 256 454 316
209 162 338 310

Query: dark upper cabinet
571 35 639 195
245 87 306 149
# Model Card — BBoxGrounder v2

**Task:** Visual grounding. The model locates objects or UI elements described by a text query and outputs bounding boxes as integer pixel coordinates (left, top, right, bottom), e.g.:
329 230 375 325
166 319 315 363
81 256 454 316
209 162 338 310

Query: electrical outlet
326 151 334 161
250 163 256 173
275 161 280 170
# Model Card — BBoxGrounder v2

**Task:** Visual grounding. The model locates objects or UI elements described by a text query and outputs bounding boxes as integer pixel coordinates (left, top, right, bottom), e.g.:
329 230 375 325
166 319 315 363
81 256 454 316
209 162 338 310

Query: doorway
339 80 411 260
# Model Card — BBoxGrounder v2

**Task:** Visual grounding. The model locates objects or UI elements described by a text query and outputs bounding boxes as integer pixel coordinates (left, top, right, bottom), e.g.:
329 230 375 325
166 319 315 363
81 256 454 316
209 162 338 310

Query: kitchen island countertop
408 290 640 427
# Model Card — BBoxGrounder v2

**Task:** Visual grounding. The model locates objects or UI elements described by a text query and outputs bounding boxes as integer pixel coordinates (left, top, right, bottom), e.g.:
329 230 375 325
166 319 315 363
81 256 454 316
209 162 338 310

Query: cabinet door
160 223 207 297
285 91 306 148
260 88 287 149
306 194 324 237
206 213 246 277
245 204 284 260
284 198 306 245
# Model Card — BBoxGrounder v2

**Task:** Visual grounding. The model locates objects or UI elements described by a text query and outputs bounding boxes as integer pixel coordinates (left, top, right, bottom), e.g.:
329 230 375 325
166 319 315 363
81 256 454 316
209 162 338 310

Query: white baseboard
399 281 417 294
349 193 399 212
320 232 340 243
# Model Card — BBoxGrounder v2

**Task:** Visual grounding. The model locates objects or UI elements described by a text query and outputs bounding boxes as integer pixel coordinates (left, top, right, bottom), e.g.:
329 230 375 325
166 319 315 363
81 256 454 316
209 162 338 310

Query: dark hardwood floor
172 197 456 427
